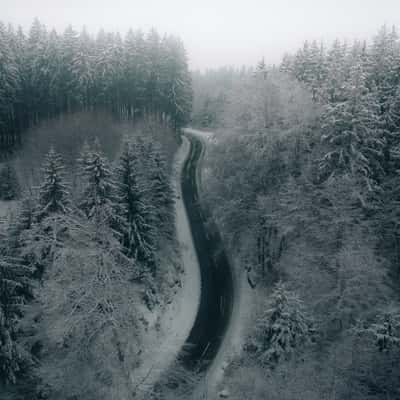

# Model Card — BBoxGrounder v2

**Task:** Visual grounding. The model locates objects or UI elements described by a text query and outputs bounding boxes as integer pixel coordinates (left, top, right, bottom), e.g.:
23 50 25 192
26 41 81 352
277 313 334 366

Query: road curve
179 132 234 372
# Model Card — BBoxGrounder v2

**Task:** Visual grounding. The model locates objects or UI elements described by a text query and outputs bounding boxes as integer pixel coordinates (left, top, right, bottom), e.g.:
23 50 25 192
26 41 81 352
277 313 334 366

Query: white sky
2 0 400 70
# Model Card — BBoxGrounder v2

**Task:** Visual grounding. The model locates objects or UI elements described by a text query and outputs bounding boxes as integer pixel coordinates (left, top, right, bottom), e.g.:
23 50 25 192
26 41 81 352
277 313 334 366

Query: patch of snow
218 388 230 398
183 127 216 143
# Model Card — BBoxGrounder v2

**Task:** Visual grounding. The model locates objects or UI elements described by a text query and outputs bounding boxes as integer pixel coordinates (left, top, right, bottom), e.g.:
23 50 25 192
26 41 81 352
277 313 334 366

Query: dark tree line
0 19 193 149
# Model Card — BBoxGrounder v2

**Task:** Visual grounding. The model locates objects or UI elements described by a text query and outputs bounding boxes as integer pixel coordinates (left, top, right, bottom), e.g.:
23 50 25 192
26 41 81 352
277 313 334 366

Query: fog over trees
193 24 400 400
1 10 400 400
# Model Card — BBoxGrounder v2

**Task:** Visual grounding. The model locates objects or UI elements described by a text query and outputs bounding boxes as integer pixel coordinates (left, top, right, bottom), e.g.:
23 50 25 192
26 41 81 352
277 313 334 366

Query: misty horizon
3 0 400 70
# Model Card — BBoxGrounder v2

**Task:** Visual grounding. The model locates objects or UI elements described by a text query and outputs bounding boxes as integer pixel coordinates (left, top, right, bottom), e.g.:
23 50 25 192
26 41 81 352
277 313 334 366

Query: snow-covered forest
2 6 400 400
0 19 192 400
194 25 400 399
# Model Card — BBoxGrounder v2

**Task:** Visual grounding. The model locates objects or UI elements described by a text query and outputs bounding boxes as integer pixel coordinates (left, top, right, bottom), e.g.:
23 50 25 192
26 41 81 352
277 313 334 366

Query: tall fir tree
147 142 175 241
36 147 70 220
79 142 116 225
114 139 155 265
320 56 385 189
246 282 313 366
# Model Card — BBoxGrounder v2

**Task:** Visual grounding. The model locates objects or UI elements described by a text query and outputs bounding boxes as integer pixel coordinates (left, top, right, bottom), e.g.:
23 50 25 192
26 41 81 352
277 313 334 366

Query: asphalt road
179 132 234 372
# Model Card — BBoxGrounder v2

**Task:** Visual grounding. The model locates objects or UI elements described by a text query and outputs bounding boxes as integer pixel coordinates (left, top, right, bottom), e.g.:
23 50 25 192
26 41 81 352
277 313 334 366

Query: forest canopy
0 19 193 149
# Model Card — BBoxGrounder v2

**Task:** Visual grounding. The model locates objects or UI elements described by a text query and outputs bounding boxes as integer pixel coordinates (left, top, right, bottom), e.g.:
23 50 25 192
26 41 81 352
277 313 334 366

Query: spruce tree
79 143 116 224
246 282 313 366
320 57 385 188
323 39 347 103
0 250 32 384
36 147 70 220
114 139 155 264
147 142 175 240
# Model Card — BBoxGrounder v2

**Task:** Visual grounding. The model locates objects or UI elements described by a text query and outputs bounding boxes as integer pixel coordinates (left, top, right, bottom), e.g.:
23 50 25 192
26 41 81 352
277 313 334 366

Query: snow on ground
130 136 201 397
183 127 215 142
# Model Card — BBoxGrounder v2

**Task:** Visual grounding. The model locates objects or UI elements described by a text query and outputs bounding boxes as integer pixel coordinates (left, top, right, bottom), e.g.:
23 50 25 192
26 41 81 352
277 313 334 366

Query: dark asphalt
179 133 234 372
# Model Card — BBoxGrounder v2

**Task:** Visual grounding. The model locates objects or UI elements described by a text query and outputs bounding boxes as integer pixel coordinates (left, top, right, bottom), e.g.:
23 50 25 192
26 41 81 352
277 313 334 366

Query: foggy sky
3 0 400 70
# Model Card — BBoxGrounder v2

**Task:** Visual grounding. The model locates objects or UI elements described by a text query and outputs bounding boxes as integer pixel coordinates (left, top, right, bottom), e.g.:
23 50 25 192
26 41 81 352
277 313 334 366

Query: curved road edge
179 129 234 373
183 129 253 400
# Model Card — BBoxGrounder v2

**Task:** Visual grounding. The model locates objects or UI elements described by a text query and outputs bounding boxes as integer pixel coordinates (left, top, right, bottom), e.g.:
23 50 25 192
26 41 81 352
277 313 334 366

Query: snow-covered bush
357 307 400 352
245 282 314 366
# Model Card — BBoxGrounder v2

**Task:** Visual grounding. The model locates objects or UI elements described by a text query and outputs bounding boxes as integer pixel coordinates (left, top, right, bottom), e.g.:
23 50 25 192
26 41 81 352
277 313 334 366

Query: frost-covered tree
147 142 175 240
360 308 400 352
79 143 116 225
0 254 32 384
26 211 139 399
0 20 193 149
114 140 155 264
36 147 70 220
369 25 400 114
246 282 313 366
71 28 94 110
320 58 385 188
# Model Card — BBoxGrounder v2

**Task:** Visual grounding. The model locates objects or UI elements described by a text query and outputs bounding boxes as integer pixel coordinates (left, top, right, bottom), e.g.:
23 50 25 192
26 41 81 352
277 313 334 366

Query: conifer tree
320 57 385 187
37 147 70 220
147 142 175 240
246 282 313 366
0 251 32 384
114 140 155 264
79 142 116 224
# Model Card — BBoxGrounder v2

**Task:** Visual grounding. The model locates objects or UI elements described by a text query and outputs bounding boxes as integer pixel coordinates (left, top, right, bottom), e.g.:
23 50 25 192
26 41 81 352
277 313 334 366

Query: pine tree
161 35 193 129
147 142 175 240
114 139 155 265
246 282 313 366
320 57 385 188
26 18 49 124
280 53 294 75
37 147 70 220
60 25 80 112
71 28 94 110
255 57 268 80
79 142 116 225
0 22 20 147
369 25 400 114
358 307 400 351
323 39 348 103
0 250 32 384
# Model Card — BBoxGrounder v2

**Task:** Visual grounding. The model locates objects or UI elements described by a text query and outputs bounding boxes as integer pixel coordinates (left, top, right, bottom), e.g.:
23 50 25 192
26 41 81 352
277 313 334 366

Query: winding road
179 131 234 372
